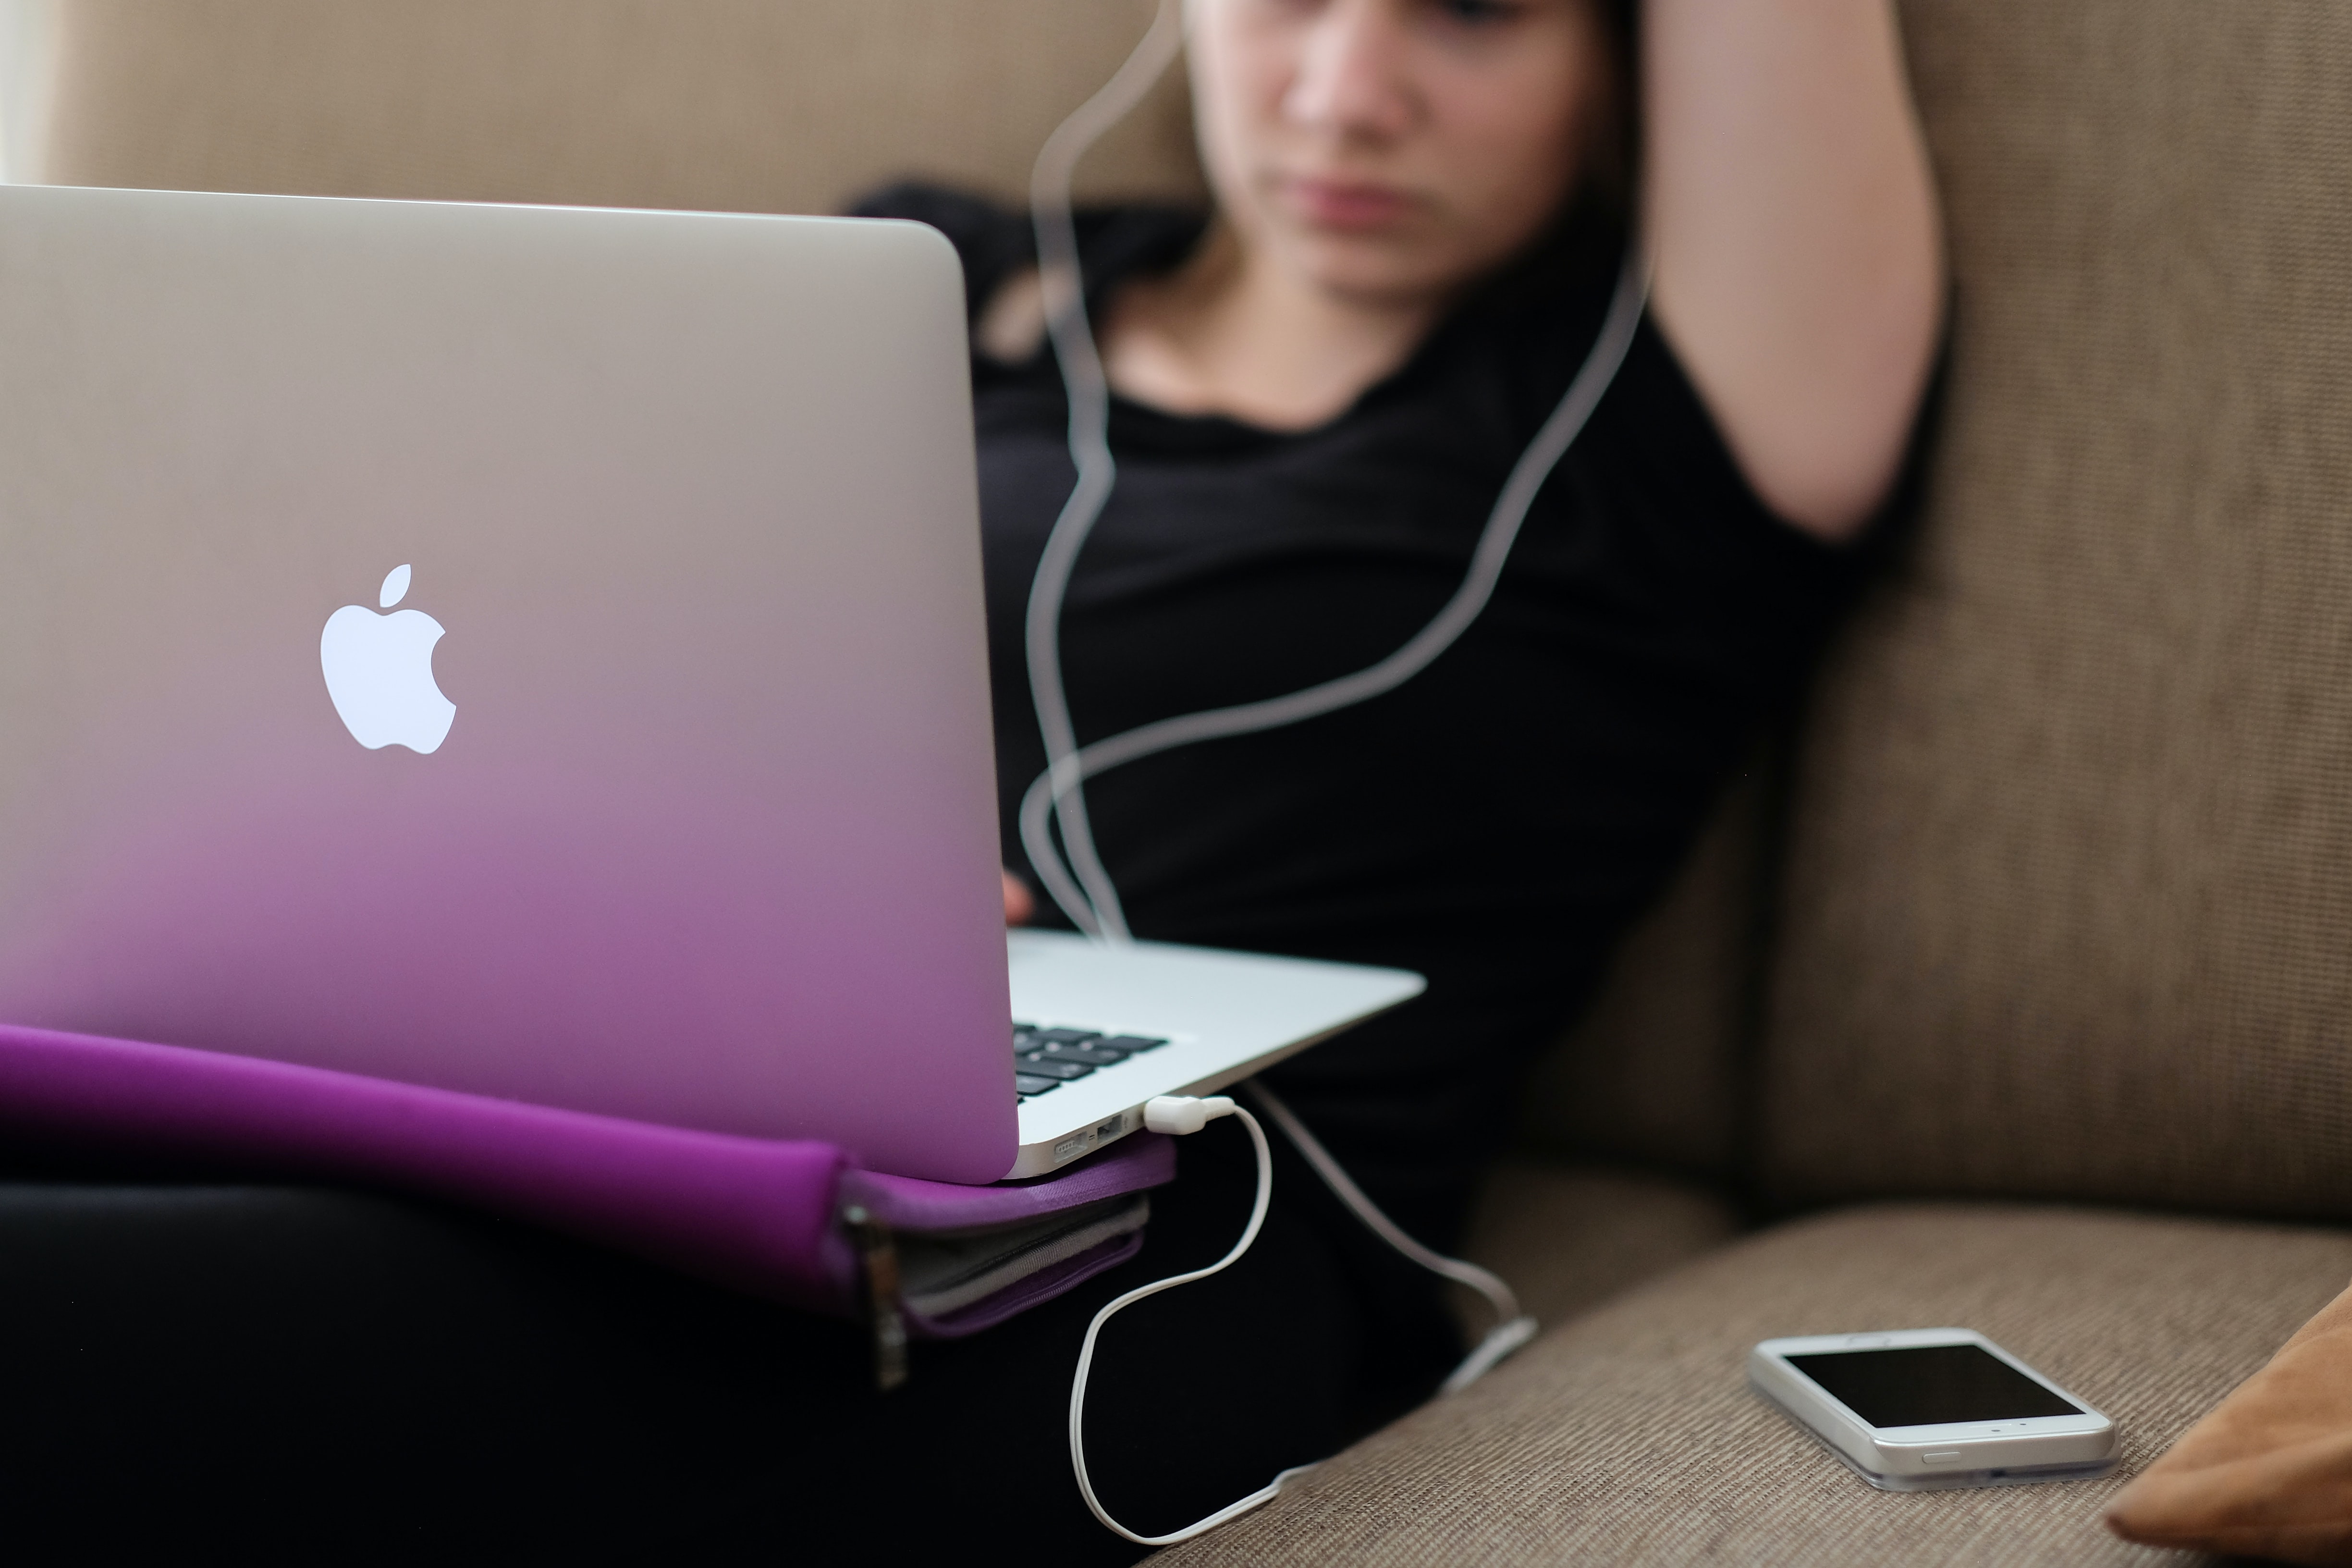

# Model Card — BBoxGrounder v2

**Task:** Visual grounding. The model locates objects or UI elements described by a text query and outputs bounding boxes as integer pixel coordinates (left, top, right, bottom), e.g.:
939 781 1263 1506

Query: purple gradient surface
0 187 1020 1182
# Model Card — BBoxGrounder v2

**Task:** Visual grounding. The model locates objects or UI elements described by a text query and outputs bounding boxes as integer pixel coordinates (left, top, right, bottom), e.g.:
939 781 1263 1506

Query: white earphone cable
1068 1099 1311 1545
1245 1081 1538 1394
1021 0 1648 938
1071 1089 1539 1545
1023 0 1189 941
1025 4 1640 1542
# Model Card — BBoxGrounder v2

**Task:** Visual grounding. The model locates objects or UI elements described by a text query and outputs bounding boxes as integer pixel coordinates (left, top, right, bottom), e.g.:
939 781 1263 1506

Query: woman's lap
0 1120 1457 1563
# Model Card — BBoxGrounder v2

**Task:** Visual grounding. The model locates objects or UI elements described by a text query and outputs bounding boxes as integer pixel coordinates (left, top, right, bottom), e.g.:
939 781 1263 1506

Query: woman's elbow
1738 353 1938 542
1688 272 1945 544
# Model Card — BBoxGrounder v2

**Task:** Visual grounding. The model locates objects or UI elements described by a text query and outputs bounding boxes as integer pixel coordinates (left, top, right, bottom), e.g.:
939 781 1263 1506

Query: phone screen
1785 1344 2083 1427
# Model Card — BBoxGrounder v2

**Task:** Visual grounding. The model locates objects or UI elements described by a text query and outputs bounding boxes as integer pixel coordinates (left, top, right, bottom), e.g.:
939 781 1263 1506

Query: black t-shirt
858 185 1890 1248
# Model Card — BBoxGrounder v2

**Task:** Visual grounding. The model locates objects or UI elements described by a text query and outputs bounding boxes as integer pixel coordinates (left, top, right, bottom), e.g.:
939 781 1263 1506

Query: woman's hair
1466 0 1638 309
1578 0 1641 231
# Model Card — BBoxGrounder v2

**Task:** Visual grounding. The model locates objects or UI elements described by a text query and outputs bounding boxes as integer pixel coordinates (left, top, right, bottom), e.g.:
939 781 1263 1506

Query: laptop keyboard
1012 1022 1169 1102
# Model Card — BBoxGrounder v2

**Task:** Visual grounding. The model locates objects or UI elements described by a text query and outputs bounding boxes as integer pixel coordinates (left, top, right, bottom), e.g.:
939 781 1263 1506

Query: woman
4 4 1940 1562
821 0 1944 1555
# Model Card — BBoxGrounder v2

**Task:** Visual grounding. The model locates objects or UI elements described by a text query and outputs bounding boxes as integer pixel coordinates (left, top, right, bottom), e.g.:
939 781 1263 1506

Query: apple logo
319 564 456 753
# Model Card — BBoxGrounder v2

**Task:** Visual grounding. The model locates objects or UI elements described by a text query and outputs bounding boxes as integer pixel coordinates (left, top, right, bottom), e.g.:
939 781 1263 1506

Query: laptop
0 183 1421 1184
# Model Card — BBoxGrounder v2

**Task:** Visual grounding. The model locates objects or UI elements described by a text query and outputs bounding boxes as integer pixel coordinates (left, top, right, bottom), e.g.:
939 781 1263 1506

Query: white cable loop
1068 1103 1321 1545
1067 1089 1541 1546
1246 1081 1538 1395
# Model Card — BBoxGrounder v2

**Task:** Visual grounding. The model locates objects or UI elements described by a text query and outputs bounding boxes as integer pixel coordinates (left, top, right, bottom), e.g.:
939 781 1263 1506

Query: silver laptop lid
0 184 1018 1183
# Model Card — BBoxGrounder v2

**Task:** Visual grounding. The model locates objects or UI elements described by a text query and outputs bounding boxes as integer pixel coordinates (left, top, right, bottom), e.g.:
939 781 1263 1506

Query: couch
14 1 2352 1561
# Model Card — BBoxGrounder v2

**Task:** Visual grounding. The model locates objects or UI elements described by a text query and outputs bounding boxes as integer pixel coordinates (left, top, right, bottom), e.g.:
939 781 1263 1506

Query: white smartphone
1749 1328 2119 1491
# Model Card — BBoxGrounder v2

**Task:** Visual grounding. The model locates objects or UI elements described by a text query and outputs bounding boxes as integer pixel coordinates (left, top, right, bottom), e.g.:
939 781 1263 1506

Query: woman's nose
1281 0 1418 142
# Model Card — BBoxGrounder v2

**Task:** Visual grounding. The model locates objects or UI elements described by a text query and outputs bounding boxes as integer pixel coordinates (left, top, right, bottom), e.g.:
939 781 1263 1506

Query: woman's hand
1003 870 1035 927
1645 0 1944 541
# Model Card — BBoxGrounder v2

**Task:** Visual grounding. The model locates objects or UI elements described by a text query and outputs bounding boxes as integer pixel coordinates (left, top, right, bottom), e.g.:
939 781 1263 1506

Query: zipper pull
841 1204 908 1392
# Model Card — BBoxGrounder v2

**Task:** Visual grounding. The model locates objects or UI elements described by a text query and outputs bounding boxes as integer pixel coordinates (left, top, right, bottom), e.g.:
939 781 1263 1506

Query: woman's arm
1643 0 1944 540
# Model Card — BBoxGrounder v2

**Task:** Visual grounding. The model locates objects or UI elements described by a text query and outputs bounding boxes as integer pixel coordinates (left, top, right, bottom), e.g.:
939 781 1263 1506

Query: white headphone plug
1143 1094 1234 1136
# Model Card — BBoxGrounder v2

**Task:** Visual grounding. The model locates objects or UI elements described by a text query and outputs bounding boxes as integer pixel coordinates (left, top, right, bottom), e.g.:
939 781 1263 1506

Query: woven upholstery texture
1760 0 2352 1217
37 0 1203 213
1157 1204 2352 1567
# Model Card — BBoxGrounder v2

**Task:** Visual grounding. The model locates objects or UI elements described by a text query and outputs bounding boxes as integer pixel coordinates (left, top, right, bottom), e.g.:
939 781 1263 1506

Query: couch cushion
1458 1159 1740 1332
1760 0 2352 1217
1154 1203 2352 1566
35 0 1202 212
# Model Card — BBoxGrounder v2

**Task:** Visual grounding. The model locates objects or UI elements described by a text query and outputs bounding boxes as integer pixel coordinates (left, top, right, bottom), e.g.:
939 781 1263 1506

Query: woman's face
1187 0 1607 308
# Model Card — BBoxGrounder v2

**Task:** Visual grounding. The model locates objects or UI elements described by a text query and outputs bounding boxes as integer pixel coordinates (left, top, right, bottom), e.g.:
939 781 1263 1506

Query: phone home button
1922 1450 1964 1467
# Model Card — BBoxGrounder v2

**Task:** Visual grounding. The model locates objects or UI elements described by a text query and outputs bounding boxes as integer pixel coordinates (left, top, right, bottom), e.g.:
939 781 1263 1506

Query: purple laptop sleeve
0 1021 1174 1337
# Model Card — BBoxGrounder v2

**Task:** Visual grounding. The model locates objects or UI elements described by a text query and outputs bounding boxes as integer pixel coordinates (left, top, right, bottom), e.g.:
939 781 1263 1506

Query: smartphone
1749 1328 2119 1491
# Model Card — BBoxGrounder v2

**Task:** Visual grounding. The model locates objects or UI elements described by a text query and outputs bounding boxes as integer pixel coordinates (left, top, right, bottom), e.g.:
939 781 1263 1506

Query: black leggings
0 1119 1458 1564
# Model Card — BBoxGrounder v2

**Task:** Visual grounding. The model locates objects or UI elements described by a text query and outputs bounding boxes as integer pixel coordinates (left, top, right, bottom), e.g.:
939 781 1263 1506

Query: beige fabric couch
24 2 2352 1561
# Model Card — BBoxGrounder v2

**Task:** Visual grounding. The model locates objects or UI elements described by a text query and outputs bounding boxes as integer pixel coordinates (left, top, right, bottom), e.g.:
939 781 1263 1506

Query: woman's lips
1276 175 1419 231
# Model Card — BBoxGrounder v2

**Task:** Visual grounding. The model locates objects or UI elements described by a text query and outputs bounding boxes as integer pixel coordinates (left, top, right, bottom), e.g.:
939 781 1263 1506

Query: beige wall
0 0 61 182
37 0 1204 213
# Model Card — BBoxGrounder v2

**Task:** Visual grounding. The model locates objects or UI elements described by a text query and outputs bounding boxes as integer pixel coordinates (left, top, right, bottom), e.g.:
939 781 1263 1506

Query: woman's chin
1275 238 1480 312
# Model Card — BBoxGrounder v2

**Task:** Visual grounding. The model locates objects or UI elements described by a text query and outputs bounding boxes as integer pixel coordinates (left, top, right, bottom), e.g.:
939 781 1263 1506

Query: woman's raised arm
1644 0 1944 540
